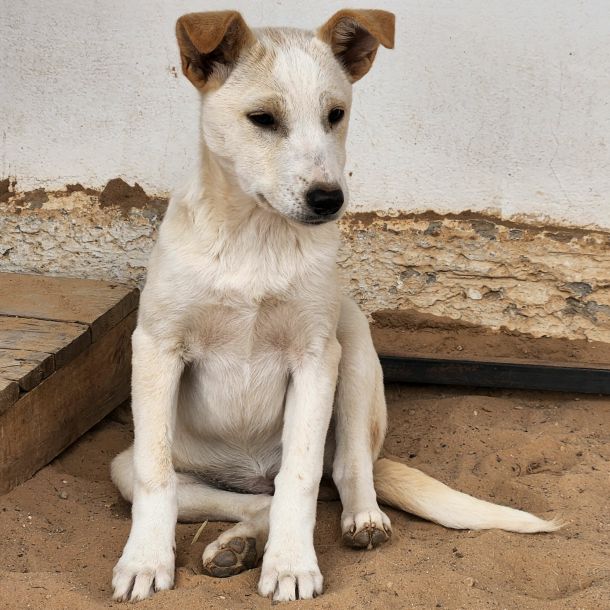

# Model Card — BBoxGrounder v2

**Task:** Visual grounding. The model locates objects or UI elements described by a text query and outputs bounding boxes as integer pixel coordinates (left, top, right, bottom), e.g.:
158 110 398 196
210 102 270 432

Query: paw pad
202 537 258 578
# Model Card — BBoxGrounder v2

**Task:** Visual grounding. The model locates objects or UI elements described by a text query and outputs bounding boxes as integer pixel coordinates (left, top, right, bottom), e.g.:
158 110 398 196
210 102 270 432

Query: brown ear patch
176 11 255 90
318 9 395 82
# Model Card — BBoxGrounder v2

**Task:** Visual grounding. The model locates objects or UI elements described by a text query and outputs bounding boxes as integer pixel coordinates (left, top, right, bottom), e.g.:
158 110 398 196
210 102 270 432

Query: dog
110 9 559 603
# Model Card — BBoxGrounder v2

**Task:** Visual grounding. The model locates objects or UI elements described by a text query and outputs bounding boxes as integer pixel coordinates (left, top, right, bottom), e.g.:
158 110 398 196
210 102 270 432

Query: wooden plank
0 273 139 342
0 348 55 391
0 377 19 416
0 311 136 494
0 316 90 369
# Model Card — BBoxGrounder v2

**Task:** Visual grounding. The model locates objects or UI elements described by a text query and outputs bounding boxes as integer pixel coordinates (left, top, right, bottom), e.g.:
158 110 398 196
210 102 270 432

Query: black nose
306 187 344 216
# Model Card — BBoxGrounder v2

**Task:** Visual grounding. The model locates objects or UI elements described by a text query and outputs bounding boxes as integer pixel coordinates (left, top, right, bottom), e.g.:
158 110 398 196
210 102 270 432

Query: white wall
2 0 609 229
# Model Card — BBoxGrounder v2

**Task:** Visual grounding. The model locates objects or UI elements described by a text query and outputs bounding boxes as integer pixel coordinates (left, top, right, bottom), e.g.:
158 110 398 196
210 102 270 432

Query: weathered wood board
0 273 138 341
0 313 136 494
0 377 19 415
0 347 55 391
0 316 91 391
0 273 138 494
0 316 90 368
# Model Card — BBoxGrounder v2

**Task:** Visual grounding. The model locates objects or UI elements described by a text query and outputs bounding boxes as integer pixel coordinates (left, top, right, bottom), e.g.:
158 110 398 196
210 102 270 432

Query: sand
1 384 608 610
371 310 610 365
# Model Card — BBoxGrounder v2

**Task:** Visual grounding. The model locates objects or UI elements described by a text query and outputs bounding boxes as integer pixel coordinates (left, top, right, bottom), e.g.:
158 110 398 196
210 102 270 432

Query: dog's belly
172 348 289 493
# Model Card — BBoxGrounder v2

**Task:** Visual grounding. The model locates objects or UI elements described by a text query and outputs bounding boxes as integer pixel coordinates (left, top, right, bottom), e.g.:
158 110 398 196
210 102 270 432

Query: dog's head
176 10 394 225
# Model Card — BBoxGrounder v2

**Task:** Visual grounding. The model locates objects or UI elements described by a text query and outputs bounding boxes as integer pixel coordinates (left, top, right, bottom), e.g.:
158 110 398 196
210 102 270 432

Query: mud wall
2 184 608 342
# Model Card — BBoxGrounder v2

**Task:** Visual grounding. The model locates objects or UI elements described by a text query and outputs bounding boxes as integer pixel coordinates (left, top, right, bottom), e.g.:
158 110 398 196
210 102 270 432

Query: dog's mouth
299 217 336 226
255 193 339 226
291 213 341 227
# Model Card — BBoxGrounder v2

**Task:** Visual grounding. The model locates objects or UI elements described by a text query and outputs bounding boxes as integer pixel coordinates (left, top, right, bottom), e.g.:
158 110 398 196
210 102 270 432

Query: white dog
111 9 559 603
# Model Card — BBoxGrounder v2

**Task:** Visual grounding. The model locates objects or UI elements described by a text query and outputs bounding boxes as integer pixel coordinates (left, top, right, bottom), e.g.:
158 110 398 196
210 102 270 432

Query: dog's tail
373 458 561 533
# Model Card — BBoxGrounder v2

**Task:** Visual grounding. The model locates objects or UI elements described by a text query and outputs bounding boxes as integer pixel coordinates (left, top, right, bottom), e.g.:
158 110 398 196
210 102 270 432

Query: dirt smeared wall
1 182 608 342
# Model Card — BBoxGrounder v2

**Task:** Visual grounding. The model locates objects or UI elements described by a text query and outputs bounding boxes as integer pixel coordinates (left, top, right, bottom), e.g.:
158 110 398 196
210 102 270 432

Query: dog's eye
328 108 345 125
248 112 275 127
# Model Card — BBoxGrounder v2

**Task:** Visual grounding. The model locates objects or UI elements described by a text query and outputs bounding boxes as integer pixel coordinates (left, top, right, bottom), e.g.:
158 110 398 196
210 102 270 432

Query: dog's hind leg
333 296 392 549
112 447 270 577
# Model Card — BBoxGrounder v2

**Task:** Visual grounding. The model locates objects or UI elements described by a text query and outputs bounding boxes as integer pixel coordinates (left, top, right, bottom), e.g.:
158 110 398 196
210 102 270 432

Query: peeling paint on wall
0 186 158 286
338 215 610 342
1 186 609 342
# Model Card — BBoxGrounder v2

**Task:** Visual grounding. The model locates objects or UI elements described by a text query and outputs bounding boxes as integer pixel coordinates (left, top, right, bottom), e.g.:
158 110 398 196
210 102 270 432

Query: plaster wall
2 0 610 229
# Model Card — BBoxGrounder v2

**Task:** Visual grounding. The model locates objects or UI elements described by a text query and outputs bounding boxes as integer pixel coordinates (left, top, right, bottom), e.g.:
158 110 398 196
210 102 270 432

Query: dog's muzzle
305 186 344 217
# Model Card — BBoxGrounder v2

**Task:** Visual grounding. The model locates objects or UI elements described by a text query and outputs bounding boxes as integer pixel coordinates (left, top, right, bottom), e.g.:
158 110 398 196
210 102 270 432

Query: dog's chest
182 296 306 366
177 297 310 436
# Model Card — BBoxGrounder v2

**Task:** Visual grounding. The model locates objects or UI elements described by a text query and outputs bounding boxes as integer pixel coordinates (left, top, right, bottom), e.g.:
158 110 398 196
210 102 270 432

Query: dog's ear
317 9 395 82
176 11 255 90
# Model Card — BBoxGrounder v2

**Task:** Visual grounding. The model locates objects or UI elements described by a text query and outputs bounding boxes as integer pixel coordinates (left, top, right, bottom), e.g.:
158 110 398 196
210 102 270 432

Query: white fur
111 18 559 604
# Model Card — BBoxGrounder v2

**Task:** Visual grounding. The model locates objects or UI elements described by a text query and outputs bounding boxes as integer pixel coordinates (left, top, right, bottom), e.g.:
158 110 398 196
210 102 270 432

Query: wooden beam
0 311 136 494
0 273 138 342
0 377 19 416
0 316 90 368
0 348 55 391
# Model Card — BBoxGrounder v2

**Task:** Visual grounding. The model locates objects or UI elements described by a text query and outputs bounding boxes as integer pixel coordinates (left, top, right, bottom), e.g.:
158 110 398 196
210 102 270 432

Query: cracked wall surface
338 214 610 342
1 185 608 342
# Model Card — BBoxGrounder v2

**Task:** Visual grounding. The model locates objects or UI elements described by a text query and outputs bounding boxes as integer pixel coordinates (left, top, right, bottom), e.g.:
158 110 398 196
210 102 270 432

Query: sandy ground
1 384 608 610
371 310 610 365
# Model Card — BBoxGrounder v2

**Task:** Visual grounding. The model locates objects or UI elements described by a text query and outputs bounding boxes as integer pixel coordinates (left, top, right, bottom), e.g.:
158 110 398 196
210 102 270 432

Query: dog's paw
341 508 392 550
202 536 259 578
258 548 323 601
112 541 175 602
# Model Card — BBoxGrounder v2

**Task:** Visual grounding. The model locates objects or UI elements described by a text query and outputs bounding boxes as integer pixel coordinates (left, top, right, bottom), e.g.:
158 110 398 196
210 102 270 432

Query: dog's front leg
112 326 184 602
259 337 341 602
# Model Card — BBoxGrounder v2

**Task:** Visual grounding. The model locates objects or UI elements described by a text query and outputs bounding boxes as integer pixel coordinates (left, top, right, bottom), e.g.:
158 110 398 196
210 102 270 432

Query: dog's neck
198 142 260 231
163 139 341 301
